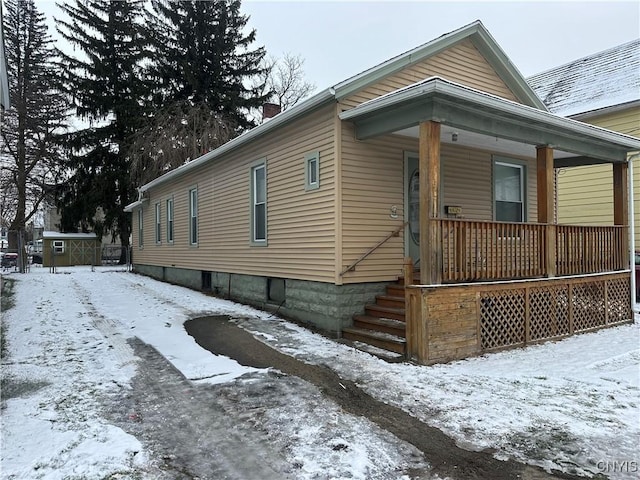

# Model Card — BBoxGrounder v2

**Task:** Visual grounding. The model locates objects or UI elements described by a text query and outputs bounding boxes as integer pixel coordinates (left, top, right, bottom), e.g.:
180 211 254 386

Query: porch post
419 121 441 285
613 161 629 275
613 162 628 226
537 145 556 277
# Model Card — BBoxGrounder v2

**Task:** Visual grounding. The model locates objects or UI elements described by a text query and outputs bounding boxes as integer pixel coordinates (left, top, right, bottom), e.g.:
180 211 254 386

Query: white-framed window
251 161 267 244
155 203 162 244
189 187 198 246
305 151 320 191
138 208 144 248
494 159 525 222
166 197 174 244
53 240 65 254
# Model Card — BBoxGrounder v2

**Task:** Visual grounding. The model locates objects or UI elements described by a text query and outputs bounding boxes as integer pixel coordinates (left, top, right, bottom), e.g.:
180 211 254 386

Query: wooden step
375 294 405 309
353 314 406 337
342 327 406 354
364 304 405 322
386 284 405 297
397 273 421 286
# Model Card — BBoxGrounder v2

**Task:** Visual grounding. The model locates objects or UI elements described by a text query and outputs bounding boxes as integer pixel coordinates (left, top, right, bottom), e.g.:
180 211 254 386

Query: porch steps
364 304 405 321
342 279 410 356
352 314 405 336
341 327 406 354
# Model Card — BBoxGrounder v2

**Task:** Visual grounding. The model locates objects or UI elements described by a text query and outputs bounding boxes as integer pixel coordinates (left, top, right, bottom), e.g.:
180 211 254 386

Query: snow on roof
43 231 98 239
527 39 640 117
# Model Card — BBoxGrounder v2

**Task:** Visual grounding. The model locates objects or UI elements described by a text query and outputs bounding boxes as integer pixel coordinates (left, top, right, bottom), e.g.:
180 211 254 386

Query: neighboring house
528 39 640 249
126 21 640 364
0 2 9 111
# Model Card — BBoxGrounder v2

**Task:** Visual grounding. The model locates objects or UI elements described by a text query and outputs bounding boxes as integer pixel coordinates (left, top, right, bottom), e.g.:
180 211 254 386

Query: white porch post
419 121 441 285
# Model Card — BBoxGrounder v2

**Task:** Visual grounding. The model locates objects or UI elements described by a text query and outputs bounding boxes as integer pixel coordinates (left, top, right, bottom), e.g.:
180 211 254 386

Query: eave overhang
339 77 640 164
136 89 335 194
569 99 640 122
124 195 148 212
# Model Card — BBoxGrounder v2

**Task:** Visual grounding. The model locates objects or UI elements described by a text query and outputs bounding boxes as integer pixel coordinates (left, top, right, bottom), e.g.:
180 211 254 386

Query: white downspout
628 154 638 314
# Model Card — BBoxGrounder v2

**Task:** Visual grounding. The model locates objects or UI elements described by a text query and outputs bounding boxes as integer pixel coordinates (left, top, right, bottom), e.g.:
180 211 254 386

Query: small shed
42 232 101 267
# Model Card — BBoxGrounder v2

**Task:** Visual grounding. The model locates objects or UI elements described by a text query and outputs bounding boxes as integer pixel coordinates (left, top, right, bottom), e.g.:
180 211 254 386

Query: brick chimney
262 102 281 119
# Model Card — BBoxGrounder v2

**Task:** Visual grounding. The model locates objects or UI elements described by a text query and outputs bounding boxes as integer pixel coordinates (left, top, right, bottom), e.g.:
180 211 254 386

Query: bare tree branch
129 101 237 185
252 52 315 122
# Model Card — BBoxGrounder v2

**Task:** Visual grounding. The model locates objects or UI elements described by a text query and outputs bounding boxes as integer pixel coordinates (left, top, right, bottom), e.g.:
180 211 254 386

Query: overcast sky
37 0 639 92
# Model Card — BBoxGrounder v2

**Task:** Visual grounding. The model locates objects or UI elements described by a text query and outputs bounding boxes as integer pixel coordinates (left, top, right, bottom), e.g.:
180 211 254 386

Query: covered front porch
340 76 640 363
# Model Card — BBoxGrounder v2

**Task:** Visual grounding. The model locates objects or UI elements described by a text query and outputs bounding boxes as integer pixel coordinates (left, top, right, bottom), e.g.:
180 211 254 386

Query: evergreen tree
148 0 268 131
128 0 269 184
55 0 148 259
1 0 67 271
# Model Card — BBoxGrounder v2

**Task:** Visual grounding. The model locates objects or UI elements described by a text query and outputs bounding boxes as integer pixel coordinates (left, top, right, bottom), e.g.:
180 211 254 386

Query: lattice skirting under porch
479 275 631 351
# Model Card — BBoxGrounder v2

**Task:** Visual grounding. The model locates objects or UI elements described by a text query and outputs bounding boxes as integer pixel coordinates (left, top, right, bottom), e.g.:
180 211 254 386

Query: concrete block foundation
133 264 389 333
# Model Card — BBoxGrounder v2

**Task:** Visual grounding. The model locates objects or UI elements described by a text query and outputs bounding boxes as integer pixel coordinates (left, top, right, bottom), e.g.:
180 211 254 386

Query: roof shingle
527 39 640 117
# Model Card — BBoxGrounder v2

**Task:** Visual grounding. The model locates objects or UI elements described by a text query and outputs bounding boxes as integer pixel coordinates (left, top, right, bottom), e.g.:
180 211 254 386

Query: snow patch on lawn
2 266 638 479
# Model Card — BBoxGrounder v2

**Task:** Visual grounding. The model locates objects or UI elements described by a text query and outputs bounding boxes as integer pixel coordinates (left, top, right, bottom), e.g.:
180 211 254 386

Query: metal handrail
339 221 408 276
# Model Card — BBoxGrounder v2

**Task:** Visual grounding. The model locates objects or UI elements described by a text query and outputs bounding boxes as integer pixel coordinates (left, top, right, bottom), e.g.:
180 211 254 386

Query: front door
404 154 420 263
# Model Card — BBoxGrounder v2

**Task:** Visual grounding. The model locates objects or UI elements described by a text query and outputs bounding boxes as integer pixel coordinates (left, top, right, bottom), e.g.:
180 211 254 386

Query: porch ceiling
339 77 640 165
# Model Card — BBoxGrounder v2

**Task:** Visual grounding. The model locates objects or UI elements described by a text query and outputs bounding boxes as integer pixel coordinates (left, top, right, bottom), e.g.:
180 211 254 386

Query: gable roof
126 21 553 208
334 20 546 110
527 38 640 117
340 76 640 165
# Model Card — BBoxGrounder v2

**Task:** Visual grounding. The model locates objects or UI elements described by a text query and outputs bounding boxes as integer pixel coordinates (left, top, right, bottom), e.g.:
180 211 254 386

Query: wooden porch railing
556 225 627 275
437 219 627 283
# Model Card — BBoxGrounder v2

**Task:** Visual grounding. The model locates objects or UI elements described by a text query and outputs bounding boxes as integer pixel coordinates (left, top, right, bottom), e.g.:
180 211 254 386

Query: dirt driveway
182 316 583 480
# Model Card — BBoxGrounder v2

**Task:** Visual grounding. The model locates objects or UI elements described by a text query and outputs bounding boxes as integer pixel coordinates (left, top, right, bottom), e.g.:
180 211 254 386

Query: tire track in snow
71 278 135 368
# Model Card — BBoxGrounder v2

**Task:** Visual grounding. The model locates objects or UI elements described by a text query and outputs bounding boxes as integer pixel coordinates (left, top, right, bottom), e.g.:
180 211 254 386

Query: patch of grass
1 277 17 360
1 277 16 312
1 377 50 403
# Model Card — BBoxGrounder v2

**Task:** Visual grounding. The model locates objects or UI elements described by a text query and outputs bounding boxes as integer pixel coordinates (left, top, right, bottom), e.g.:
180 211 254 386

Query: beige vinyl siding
339 126 538 284
556 106 640 249
441 145 492 220
133 104 337 283
442 145 537 223
340 124 415 283
342 40 519 108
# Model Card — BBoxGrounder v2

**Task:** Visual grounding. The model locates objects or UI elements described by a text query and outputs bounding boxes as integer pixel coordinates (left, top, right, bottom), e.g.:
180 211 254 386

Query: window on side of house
494 160 525 222
53 240 64 254
189 187 198 246
138 208 144 248
305 151 320 191
251 161 267 244
166 197 174 244
155 203 162 244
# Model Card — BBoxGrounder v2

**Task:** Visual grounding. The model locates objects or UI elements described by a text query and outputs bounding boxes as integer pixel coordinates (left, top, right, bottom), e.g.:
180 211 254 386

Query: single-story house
125 21 640 364
528 39 640 250
42 231 101 267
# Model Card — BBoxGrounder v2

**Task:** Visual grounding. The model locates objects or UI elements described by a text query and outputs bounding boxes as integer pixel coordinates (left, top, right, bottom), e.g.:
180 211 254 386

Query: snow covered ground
1 266 638 479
